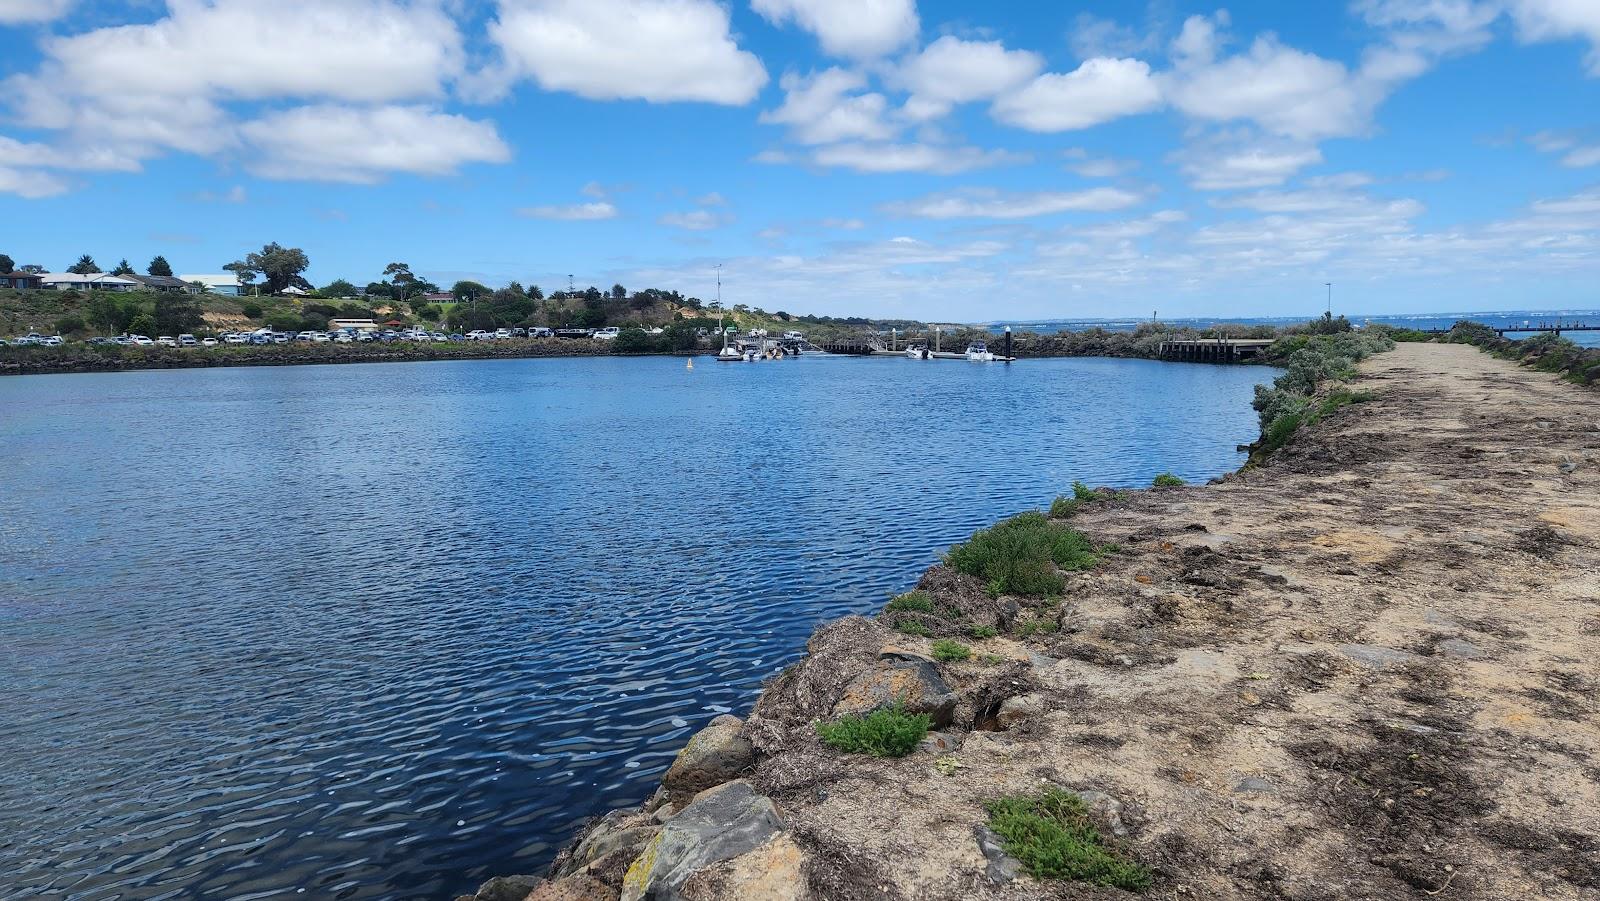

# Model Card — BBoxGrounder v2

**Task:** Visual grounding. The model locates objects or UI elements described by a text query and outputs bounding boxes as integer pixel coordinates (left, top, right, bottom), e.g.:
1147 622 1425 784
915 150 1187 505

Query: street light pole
1326 282 1332 317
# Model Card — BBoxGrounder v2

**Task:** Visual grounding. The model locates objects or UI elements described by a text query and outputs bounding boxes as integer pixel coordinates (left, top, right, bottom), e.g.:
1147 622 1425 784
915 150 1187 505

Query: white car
41 335 64 346
178 334 198 346
466 330 492 341
592 326 620 340
131 335 154 346
156 336 177 347
225 334 247 345
201 337 218 347
311 332 331 343
333 332 353 343
493 328 512 339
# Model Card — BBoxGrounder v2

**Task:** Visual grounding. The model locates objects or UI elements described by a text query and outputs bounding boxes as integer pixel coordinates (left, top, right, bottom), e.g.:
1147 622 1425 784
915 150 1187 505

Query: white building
40 273 140 291
180 274 244 296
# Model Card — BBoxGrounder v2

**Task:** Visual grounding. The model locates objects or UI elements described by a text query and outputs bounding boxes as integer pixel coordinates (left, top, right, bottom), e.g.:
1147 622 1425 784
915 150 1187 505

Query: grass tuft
895 620 930 637
984 787 1152 891
931 639 971 662
816 705 931 757
945 511 1099 597
1151 472 1185 488
885 591 935 613
1018 619 1060 637
969 625 998 640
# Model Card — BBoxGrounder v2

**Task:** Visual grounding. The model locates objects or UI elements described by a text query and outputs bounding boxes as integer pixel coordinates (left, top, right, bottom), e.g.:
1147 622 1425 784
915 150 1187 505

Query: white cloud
1073 209 1189 240
1173 134 1325 190
759 69 896 144
518 201 619 220
1063 148 1138 178
240 105 511 183
0 166 70 198
696 191 727 206
1069 13 1160 60
483 0 767 104
0 0 73 24
751 0 918 59
33 0 463 104
892 36 1042 121
659 208 730 230
820 217 865 229
991 58 1162 132
1508 0 1600 75
1165 35 1365 140
810 142 1026 174
1562 145 1600 167
0 135 141 172
883 187 1144 219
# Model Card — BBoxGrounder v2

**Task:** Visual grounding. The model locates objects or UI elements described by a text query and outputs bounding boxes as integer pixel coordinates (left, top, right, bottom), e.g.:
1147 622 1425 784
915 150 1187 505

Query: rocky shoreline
458 341 1600 900
0 340 645 376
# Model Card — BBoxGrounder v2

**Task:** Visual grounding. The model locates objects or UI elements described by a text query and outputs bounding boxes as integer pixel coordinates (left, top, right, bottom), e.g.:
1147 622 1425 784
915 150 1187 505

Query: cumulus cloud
240 105 511 183
518 201 619 220
659 208 730 230
759 69 896 144
991 57 1162 132
0 165 70 198
751 0 918 59
809 142 1026 174
1062 149 1138 178
0 0 73 24
1164 33 1367 141
481 0 767 103
1508 0 1600 74
892 36 1042 121
883 187 1144 219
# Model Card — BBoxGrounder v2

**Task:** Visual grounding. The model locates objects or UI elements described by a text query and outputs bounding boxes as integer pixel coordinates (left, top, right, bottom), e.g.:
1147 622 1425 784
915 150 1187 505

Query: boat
905 342 932 360
965 341 996 362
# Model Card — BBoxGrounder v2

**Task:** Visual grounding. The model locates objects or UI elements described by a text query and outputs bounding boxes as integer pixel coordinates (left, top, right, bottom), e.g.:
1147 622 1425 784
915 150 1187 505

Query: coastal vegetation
815 706 931 757
1151 472 1185 487
1447 320 1600 386
945 510 1100 597
983 788 1152 890
1249 321 1396 460
930 639 972 662
885 591 935 613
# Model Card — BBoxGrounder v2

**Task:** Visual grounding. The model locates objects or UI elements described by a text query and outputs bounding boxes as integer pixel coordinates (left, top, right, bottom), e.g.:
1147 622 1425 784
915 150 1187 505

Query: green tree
266 309 303 332
321 279 359 298
226 243 311 294
527 284 544 300
241 301 264 319
20 264 45 274
383 262 419 301
128 312 157 336
147 256 173 277
451 280 491 302
111 258 135 276
68 254 99 274
87 294 141 333
154 294 204 335
416 304 441 322
0 253 13 273
55 314 86 335
611 283 626 300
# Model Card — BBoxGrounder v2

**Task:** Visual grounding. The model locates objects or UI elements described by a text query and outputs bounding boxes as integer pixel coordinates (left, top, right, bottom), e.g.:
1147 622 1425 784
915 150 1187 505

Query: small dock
816 339 1015 361
1158 338 1275 363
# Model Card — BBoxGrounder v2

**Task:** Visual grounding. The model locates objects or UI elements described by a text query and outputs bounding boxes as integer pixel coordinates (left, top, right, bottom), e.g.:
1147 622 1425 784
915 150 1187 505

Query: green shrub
981 654 1007 666
931 639 971 662
54 314 85 335
240 301 264 319
896 620 930 637
1050 482 1100 518
984 787 1152 890
1151 473 1184 488
945 511 1098 597
886 591 934 613
1072 481 1096 501
969 625 998 640
816 706 931 757
1019 619 1059 637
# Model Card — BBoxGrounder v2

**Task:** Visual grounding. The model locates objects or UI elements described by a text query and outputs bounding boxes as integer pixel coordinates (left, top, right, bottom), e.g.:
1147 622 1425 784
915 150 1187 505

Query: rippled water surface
0 355 1268 900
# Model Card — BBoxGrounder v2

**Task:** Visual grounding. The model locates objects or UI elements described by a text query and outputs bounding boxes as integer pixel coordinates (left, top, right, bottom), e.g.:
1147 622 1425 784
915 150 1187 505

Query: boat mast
715 263 726 350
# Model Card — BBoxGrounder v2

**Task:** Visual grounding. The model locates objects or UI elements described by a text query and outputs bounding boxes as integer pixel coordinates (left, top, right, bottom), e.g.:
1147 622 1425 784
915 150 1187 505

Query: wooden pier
1158 338 1276 363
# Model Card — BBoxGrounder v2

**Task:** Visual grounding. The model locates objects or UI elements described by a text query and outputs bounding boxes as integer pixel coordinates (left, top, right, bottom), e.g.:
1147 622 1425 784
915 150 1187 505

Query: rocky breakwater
460 342 1600 900
0 340 621 376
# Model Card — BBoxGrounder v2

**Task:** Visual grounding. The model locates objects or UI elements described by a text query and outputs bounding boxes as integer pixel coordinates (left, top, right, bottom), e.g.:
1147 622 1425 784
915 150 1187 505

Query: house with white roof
40 273 140 291
180 274 244 296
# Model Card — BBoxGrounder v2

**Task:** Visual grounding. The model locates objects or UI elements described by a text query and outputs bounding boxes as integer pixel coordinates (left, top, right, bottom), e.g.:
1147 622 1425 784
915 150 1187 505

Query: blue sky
1 0 1598 321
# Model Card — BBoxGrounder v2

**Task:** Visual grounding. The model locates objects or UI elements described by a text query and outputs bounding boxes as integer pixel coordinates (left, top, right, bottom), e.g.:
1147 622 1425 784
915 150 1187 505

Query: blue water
0 355 1268 900
992 309 1600 348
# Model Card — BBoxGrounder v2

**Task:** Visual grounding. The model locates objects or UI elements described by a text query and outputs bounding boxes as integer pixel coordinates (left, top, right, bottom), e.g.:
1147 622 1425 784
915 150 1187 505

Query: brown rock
662 715 755 796
527 874 616 901
831 657 956 728
677 835 813 901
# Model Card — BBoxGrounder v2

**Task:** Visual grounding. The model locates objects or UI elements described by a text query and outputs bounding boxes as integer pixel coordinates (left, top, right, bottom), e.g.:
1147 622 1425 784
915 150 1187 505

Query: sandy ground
743 343 1600 900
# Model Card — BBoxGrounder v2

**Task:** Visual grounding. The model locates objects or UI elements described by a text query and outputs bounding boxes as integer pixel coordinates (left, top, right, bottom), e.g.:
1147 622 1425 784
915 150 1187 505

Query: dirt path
524 343 1600 901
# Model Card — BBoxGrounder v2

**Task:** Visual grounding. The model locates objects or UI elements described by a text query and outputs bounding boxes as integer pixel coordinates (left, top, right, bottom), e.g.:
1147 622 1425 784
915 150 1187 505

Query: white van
592 327 620 340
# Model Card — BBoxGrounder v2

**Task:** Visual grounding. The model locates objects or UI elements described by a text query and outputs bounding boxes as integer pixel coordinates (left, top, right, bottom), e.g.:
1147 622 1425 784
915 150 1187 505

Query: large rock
621 781 785 901
831 657 956 728
678 835 813 901
456 875 544 901
663 715 755 796
995 693 1044 730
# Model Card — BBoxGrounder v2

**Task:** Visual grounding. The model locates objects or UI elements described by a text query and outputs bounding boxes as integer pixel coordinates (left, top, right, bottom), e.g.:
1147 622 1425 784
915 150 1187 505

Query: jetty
1157 337 1276 362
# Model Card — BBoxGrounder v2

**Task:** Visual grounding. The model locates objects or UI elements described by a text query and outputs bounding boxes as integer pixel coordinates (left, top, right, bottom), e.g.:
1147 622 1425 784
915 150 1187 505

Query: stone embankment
0 340 635 375
460 343 1600 900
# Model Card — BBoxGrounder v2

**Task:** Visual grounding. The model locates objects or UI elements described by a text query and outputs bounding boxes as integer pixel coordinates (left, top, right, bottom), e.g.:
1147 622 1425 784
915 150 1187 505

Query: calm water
0 355 1267 900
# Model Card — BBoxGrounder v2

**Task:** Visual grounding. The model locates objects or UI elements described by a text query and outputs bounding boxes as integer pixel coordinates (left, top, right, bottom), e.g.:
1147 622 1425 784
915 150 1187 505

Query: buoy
686 359 694 370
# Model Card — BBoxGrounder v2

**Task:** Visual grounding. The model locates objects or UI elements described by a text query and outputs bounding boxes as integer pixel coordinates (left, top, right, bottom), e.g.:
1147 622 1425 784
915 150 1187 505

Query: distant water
0 355 1267 900
991 309 1600 348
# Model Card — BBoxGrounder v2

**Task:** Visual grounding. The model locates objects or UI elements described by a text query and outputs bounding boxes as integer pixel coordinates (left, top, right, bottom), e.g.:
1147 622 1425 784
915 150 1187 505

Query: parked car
531 327 554 338
493 328 512 339
201 337 218 347
356 331 378 342
179 334 199 346
40 335 64 346
131 335 154 346
466 330 492 341
448 333 466 342
332 332 353 343
429 331 448 341
592 327 621 340
225 334 247 345
248 334 272 345
511 328 527 338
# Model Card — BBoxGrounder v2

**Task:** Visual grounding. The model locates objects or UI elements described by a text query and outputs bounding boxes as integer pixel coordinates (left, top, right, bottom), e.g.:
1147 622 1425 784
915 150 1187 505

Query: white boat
965 341 996 362
905 342 932 360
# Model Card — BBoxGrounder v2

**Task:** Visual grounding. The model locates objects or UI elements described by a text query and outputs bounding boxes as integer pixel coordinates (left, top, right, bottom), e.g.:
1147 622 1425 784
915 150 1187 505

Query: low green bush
1151 473 1184 487
1049 481 1099 517
984 787 1152 890
895 620 930 637
969 625 998 640
1018 619 1059 637
885 591 934 613
945 511 1098 597
931 639 971 662
816 705 931 757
